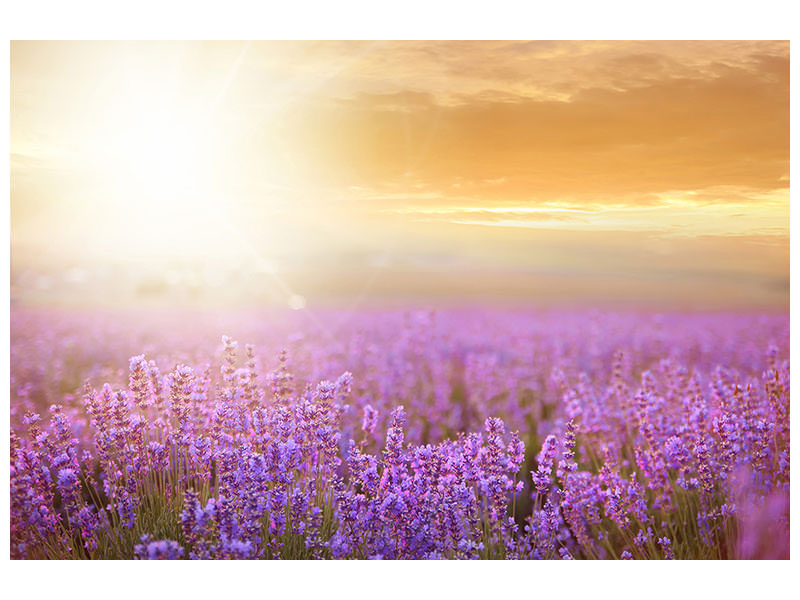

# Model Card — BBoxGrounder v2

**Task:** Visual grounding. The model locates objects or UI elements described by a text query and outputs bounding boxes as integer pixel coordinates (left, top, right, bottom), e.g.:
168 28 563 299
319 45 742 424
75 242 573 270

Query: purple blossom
134 535 184 560
361 404 379 435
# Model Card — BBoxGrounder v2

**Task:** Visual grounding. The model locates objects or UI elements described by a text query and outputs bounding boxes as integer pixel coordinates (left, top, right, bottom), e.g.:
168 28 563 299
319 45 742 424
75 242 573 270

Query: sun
91 90 217 216
14 42 298 268
69 56 247 263
116 114 197 204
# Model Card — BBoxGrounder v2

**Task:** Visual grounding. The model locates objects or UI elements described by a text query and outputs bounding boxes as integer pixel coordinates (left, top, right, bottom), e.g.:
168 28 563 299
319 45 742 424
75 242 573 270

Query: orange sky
10 41 789 308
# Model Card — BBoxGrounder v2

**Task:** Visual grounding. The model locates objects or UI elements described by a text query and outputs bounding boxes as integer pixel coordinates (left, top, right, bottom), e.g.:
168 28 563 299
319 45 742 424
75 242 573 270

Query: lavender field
9 308 790 560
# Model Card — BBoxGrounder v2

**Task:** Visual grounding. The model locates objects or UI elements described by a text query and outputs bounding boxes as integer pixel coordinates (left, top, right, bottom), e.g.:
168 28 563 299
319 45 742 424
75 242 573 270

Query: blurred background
10 41 789 311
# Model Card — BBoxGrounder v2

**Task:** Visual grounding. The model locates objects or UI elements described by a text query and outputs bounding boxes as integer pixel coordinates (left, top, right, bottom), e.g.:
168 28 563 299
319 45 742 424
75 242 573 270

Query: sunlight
59 47 260 265
91 91 217 215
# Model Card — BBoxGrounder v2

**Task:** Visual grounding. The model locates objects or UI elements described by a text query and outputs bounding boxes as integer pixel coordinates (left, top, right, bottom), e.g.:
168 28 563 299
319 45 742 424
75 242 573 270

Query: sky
10 41 789 309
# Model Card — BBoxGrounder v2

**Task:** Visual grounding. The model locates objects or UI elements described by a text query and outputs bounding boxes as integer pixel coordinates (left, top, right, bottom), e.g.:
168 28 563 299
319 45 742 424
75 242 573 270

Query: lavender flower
134 535 184 560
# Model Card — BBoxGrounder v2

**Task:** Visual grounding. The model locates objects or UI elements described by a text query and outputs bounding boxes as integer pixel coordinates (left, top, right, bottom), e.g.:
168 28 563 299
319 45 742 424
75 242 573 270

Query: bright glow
47 47 263 265
288 294 307 310
88 90 217 216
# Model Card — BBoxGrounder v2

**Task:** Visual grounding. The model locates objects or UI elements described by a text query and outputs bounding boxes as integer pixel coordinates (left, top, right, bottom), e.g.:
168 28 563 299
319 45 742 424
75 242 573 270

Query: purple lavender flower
362 404 379 436
134 535 184 560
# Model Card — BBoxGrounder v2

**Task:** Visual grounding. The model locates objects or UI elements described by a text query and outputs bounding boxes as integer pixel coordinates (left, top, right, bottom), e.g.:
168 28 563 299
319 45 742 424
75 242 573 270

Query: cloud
261 40 788 104
274 51 788 206
380 186 788 237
